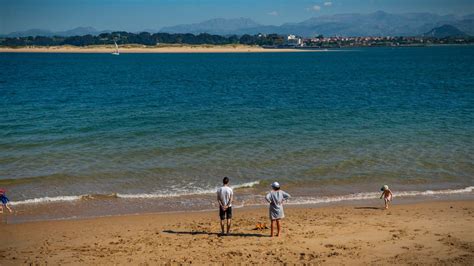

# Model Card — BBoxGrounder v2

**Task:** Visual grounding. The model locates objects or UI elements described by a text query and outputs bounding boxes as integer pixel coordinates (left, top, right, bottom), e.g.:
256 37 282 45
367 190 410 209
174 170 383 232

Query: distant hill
423 24 468 38
4 28 54 38
159 18 261 35
450 19 474 35
2 27 111 37
57 27 104 37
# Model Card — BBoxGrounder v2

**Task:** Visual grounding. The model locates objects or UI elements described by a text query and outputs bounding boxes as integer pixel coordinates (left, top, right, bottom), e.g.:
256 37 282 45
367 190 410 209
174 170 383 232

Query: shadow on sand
163 230 268 237
354 207 382 210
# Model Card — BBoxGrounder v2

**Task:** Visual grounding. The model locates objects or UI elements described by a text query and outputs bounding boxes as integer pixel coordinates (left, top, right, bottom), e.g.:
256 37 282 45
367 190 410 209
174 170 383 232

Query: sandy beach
0 45 319 53
1 200 472 265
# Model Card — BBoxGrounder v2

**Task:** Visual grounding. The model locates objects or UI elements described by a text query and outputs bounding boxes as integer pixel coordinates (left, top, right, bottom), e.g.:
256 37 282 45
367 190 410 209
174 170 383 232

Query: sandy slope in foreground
0 45 317 53
1 201 473 265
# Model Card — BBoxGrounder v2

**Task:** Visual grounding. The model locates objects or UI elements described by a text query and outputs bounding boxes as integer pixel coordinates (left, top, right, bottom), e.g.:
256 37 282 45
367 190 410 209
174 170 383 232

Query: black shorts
219 207 232 220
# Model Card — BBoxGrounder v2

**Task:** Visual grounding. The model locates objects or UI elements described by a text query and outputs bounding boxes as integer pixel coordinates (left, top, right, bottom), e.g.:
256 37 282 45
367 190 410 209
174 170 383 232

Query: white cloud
268 11 278 16
324 1 332 6
311 5 321 11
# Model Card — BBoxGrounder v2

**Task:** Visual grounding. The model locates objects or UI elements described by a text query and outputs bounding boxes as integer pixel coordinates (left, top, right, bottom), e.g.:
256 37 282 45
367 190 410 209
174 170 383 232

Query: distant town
272 34 474 48
1 31 473 49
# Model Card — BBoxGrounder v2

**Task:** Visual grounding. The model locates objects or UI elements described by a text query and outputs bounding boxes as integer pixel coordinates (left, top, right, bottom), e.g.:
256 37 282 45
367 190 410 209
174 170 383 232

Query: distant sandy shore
1 200 473 265
0 45 322 53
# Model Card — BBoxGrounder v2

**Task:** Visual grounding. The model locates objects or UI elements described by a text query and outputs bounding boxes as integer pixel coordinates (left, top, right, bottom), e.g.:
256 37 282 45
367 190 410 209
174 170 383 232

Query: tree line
0 32 286 47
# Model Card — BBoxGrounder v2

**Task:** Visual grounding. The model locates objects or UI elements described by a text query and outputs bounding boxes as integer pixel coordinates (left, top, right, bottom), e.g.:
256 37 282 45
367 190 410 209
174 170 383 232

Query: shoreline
5 185 474 224
1 200 473 264
0 45 324 53
0 43 472 54
6 192 474 224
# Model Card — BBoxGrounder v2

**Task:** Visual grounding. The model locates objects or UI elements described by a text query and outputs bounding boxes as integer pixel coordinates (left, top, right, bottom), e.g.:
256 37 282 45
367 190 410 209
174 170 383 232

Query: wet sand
0 45 320 53
1 200 473 265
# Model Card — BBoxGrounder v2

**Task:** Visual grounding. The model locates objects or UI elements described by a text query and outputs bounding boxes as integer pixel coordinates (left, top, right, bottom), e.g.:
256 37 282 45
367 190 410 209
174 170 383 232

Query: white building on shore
286 34 303 47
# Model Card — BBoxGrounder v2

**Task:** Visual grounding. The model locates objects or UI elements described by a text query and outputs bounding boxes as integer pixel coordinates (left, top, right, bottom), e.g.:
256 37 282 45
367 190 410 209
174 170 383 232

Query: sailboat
112 41 119 55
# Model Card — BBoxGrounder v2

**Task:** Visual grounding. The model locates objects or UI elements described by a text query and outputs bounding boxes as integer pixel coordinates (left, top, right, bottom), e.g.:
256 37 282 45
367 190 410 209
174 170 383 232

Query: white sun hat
271 182 280 189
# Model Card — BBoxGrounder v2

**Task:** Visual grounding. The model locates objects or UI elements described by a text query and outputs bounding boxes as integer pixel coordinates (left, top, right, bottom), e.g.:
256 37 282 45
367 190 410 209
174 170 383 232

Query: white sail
112 41 119 55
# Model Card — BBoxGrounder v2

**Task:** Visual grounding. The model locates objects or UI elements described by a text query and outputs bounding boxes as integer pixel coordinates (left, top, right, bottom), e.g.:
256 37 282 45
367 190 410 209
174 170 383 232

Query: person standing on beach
265 182 290 237
217 177 233 235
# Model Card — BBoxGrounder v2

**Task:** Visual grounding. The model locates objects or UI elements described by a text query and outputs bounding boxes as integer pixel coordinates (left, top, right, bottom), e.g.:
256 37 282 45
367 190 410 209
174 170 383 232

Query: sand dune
1 201 473 265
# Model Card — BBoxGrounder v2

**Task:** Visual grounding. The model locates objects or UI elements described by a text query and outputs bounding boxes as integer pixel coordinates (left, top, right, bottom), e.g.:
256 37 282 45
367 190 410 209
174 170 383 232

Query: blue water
1 47 473 205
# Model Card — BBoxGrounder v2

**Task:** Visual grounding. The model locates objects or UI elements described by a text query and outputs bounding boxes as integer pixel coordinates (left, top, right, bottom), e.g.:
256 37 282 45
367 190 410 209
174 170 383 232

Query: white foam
117 180 261 199
9 184 472 206
116 190 215 199
11 195 82 206
9 181 262 204
287 186 474 205
233 180 260 189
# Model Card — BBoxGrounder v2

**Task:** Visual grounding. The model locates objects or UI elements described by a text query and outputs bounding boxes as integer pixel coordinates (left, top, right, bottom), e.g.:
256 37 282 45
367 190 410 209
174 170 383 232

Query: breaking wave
287 186 474 205
10 184 472 206
10 180 261 205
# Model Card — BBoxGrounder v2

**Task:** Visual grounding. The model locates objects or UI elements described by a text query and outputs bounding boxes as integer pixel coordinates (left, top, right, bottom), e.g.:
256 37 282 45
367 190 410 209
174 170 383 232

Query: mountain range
161 11 473 37
3 27 112 38
3 11 473 38
160 18 260 35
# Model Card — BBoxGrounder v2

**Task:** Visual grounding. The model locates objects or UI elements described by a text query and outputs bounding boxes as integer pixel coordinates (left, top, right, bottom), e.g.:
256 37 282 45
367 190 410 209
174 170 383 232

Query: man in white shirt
217 176 233 235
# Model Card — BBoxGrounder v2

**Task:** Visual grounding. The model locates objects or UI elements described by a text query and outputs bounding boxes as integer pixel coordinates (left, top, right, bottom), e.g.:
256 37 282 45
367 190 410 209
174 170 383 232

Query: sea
1 46 473 223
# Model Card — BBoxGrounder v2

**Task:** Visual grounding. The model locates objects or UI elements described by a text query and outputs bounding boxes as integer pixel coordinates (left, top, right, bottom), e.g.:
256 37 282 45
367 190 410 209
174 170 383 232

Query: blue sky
1 0 473 33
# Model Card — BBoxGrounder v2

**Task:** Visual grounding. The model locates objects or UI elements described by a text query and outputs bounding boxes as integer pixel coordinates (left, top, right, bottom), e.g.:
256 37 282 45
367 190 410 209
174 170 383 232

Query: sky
1 0 473 33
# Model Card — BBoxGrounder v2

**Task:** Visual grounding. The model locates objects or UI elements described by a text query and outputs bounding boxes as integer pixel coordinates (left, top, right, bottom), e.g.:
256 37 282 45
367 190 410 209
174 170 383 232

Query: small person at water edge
217 177 233 235
265 182 290 237
0 189 13 214
380 185 393 209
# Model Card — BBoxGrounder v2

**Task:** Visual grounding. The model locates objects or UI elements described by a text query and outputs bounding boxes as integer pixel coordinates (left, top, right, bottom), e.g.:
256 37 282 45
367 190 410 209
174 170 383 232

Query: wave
287 186 474 205
10 185 472 206
80 193 119 200
11 195 82 205
116 190 216 199
233 180 261 189
10 181 261 205
117 180 261 199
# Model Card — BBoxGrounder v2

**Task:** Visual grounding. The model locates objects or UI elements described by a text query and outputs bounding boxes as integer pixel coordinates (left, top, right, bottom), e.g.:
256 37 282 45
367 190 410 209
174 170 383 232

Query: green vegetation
0 31 472 48
0 32 284 47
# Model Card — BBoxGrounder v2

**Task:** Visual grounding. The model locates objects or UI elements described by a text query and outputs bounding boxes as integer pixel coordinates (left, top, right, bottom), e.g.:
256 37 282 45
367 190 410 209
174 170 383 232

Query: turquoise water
0 47 473 215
